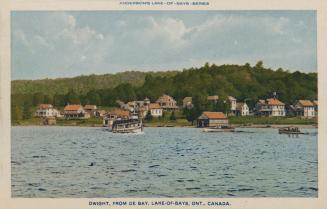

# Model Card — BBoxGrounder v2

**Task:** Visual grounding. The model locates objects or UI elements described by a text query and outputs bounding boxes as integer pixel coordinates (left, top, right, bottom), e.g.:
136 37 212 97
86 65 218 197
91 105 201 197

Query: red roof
266 98 285 106
202 112 227 119
149 103 161 109
64 104 83 111
297 100 314 107
156 94 176 103
109 109 130 117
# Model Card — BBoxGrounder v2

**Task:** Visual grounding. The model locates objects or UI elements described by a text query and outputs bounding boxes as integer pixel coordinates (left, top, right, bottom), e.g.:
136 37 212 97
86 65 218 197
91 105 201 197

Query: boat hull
203 128 235 132
278 127 303 134
278 130 303 134
112 127 143 134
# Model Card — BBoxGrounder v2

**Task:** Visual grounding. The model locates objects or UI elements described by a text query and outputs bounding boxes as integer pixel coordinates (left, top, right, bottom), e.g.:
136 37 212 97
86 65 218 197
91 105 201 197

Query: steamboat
111 118 143 133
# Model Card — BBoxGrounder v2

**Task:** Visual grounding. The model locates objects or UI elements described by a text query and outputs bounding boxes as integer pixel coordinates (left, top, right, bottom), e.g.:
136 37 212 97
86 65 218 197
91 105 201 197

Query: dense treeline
12 71 178 95
11 62 317 122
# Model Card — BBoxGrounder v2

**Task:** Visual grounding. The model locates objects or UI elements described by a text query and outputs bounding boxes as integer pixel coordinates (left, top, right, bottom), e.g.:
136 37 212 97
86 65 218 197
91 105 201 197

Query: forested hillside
11 61 317 121
12 71 178 95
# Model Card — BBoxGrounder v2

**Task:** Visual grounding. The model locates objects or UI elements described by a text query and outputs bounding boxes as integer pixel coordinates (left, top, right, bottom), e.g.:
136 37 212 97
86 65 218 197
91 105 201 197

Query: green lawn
12 112 317 127
229 116 317 125
143 111 193 127
12 117 43 126
12 117 104 126
144 119 192 127
56 117 103 126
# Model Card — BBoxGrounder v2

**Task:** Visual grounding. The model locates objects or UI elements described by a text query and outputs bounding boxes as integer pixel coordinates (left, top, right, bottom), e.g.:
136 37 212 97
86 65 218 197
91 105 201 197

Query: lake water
11 126 318 197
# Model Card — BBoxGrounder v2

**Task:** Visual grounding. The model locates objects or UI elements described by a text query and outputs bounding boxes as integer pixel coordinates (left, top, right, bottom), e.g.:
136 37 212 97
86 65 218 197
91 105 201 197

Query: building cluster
34 103 106 124
194 96 318 128
34 92 318 126
117 94 178 118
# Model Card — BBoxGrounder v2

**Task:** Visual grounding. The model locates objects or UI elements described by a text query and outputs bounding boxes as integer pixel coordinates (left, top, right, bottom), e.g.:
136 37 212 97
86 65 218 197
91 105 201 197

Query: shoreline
12 124 318 129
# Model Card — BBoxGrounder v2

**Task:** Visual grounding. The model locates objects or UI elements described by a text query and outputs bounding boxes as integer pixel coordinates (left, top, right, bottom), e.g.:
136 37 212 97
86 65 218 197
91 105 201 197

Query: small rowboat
278 127 303 134
203 126 235 132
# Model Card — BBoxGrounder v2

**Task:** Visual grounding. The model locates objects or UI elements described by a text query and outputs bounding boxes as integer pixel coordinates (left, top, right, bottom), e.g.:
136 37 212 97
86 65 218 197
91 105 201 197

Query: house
84 105 97 117
156 94 178 111
228 96 237 115
120 98 151 113
235 102 249 116
103 109 130 127
182 97 193 109
64 104 90 119
149 103 163 117
294 100 315 118
95 110 107 118
256 98 285 117
35 104 61 118
207 95 219 103
197 112 228 128
107 109 130 119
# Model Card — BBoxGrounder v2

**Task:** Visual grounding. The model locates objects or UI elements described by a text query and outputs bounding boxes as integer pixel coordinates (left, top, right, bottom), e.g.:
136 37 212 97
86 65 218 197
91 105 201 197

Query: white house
256 98 285 117
149 103 163 117
35 104 61 117
236 102 249 116
295 100 315 118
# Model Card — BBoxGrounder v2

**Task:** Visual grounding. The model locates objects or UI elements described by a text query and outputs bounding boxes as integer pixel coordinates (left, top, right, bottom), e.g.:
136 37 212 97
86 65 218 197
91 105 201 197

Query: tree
32 92 44 106
244 62 251 69
184 108 197 125
114 83 136 102
170 111 176 121
192 93 207 118
255 60 264 69
53 94 65 107
86 90 101 105
66 90 80 104
204 62 210 70
145 110 153 121
11 105 22 122
22 101 32 120
44 95 53 104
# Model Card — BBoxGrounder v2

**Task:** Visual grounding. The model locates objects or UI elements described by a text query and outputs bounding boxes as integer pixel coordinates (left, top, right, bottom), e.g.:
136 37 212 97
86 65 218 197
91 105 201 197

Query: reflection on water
11 127 318 197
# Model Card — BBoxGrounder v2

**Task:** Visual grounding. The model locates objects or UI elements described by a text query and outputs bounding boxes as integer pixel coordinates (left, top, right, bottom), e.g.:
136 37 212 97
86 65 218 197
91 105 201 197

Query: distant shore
12 123 317 129
12 116 317 128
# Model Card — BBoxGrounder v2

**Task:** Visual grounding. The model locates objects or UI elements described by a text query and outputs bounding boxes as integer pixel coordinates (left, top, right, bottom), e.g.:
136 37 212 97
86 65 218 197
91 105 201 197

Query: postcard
0 0 327 209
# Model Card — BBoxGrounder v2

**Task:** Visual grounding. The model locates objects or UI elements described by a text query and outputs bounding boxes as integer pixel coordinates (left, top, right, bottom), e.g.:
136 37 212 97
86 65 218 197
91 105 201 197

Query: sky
11 11 317 80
